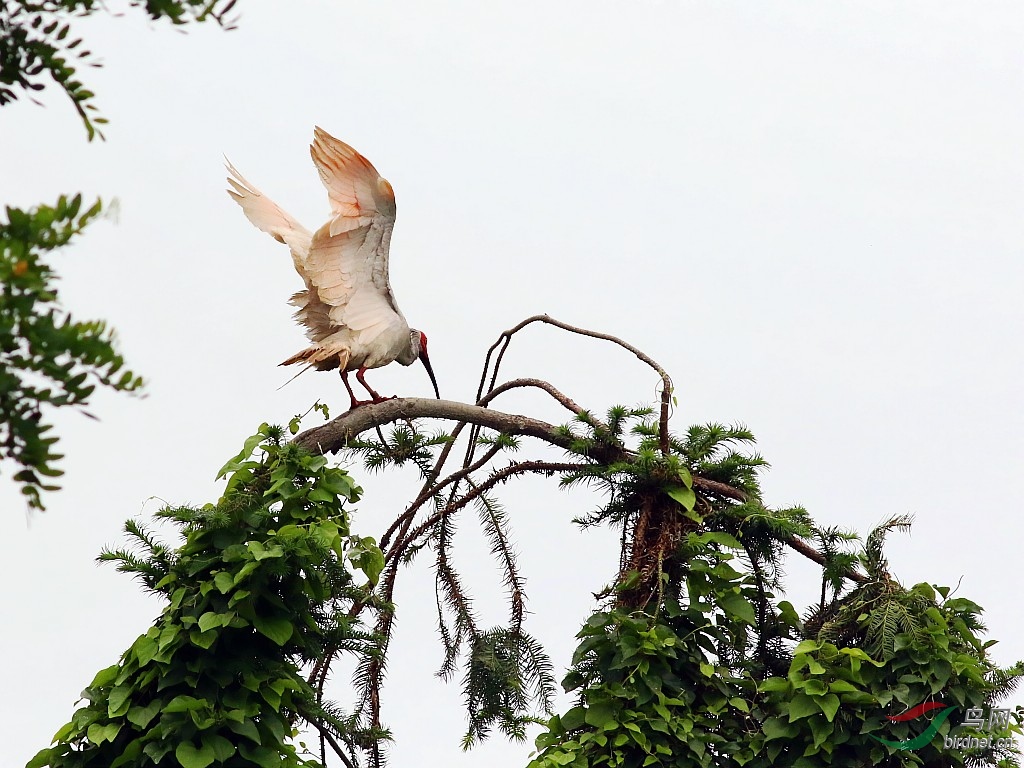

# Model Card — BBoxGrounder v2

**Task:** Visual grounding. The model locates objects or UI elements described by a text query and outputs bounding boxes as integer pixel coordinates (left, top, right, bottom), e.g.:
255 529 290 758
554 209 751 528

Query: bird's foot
346 395 397 411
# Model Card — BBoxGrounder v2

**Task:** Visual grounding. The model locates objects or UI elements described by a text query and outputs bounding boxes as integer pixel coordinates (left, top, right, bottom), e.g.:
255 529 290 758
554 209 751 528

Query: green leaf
700 531 743 549
86 721 121 745
217 430 267 479
197 612 223 632
759 677 790 693
127 700 162 728
206 733 236 761
730 697 750 712
190 629 217 649
228 717 262 744
107 685 132 717
787 693 820 722
133 635 158 666
164 695 206 713
584 702 618 728
718 591 756 624
664 484 696 513
176 741 216 768
347 536 385 585
89 663 119 688
560 706 585 731
214 571 235 594
253 614 293 646
762 716 798 741
817 693 840 722
238 743 281 768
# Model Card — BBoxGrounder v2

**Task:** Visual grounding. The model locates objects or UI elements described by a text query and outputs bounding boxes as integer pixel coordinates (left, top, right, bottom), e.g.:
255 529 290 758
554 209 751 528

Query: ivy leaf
176 741 216 768
347 536 385 585
584 702 617 728
127 700 161 728
253 614 294 646
106 685 132 717
238 743 282 768
787 693 820 722
718 591 756 625
817 693 840 722
664 484 697 514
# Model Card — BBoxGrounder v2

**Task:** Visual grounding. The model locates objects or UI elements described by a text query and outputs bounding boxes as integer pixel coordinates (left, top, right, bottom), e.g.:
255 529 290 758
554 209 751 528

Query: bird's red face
418 331 440 399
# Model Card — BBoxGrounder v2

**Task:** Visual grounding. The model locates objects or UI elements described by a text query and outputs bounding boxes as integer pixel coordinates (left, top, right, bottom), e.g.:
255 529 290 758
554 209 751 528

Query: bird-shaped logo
226 127 440 410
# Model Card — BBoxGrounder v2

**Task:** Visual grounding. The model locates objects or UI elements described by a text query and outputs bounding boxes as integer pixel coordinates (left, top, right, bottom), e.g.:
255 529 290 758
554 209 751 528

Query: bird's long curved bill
420 352 440 399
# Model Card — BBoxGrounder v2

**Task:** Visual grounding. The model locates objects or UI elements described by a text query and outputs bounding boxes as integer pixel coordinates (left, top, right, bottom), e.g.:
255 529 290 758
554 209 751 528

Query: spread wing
225 160 313 273
303 127 406 345
226 160 334 342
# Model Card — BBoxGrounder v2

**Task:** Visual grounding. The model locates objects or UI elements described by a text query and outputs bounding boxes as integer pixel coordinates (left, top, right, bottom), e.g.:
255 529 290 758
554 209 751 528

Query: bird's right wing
225 160 313 272
302 128 405 345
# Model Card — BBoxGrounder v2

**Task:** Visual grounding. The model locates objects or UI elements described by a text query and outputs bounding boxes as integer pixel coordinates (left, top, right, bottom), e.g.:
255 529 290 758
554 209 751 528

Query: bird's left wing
303 128 405 344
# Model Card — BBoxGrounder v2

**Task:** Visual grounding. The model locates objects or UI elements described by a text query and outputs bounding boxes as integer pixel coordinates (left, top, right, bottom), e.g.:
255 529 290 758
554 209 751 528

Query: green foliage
1 196 143 509
2 0 235 509
345 420 557 755
522 406 1023 767
28 423 387 768
459 627 557 749
1 0 239 139
528 533 762 768
755 589 1023 767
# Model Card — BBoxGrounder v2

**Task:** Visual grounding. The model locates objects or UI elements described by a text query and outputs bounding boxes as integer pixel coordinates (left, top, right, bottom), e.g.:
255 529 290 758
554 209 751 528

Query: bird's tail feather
279 344 350 369
276 364 314 391
275 345 349 390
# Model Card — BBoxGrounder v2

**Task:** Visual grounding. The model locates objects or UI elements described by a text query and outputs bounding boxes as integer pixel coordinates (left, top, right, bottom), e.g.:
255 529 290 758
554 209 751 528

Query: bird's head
401 329 440 399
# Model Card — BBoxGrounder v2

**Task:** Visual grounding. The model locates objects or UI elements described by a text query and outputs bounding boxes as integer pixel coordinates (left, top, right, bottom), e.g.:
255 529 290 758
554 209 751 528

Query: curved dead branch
474 314 674 454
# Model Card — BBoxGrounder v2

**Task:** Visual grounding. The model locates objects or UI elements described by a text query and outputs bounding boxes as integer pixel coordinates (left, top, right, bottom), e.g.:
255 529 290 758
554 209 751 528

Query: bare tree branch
295 396 868 593
480 377 588 417
394 461 587 560
294 397 621 463
473 314 674 454
307 719 357 768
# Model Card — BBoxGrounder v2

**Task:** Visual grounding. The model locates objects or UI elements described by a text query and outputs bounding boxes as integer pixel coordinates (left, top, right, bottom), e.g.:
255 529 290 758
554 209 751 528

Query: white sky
3 1 1023 765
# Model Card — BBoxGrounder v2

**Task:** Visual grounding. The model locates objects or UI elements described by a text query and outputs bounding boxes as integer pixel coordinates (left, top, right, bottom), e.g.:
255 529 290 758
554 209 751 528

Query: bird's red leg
356 367 395 404
341 371 372 410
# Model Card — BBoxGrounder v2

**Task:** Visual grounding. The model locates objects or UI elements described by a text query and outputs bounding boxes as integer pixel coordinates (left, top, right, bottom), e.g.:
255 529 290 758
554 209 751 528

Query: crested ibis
226 127 440 410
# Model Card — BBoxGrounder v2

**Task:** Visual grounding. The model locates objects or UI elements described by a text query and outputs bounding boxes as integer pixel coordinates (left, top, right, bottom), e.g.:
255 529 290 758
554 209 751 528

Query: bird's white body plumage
226 127 415 373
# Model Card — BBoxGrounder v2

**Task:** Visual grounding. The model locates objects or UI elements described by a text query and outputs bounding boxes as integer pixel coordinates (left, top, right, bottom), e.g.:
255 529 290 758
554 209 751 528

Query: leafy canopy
1 196 142 509
1 0 239 139
2 0 239 509
29 421 386 768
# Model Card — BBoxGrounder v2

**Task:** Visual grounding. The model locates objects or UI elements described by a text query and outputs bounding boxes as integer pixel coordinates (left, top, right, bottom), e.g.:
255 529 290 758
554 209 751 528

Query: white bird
225 126 439 410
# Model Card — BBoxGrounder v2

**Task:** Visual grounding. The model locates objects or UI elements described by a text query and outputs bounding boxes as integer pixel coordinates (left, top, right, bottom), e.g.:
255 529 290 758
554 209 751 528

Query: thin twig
395 461 586 555
474 315 674 454
308 720 357 768
379 442 504 555
480 377 586 416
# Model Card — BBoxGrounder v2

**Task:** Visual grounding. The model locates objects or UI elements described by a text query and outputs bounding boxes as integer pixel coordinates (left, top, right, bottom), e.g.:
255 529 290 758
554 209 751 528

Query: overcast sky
3 1 1023 765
